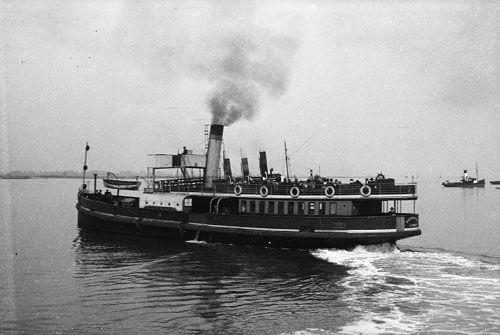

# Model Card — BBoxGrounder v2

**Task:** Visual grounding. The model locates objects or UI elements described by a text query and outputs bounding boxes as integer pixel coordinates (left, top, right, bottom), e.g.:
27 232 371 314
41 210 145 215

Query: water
1 178 499 334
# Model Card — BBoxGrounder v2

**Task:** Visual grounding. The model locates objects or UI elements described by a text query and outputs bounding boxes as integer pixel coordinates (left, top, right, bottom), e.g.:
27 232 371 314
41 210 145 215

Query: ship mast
82 142 89 189
284 140 290 180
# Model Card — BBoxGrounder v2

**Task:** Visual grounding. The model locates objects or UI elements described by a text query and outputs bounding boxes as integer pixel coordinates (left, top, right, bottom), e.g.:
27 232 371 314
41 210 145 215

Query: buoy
324 185 335 198
360 185 372 197
234 184 243 196
260 185 269 197
290 186 300 198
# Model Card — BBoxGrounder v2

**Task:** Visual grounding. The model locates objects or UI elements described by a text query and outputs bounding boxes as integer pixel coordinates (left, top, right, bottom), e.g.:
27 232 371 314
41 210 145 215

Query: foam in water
310 244 500 334
185 239 208 245
311 243 399 268
278 328 334 335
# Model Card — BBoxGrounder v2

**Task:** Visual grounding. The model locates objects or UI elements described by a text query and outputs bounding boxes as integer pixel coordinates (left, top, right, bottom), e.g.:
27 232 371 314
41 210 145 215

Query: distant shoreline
0 175 82 179
0 175 145 180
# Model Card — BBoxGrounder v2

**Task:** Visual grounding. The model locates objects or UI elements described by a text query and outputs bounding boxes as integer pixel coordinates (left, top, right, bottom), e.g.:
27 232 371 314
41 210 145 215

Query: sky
1 0 499 181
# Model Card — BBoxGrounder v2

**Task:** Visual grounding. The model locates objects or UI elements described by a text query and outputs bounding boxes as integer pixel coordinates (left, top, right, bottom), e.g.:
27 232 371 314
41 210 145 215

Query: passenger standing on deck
104 189 113 203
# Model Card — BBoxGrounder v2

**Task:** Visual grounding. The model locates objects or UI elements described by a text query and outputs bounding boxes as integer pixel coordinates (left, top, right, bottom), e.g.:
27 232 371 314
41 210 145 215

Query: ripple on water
68 234 351 334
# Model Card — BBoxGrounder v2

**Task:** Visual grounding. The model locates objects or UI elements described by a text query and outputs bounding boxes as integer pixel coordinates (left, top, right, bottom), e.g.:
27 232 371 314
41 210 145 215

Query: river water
1 178 499 334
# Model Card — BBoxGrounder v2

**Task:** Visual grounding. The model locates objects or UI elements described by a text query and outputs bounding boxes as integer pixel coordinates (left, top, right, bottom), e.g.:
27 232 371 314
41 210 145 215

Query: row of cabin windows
240 200 344 215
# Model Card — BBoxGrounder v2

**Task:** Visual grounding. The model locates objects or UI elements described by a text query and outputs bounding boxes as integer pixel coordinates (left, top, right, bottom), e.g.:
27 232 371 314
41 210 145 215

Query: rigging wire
288 123 330 157
267 123 331 175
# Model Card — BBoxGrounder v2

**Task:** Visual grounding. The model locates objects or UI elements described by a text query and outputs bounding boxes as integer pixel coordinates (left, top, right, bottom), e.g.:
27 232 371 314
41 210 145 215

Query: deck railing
148 178 416 197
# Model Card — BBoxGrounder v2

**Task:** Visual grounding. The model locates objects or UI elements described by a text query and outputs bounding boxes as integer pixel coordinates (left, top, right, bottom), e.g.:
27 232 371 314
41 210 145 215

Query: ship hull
77 195 421 249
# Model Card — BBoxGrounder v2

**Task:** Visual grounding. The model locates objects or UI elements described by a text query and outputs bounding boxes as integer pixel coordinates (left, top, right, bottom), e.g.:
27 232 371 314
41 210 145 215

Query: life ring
260 185 269 197
360 185 372 197
234 184 243 196
324 185 335 198
290 186 300 198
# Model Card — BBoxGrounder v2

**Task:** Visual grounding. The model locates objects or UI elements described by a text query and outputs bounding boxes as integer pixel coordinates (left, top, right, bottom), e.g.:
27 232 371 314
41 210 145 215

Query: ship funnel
223 158 232 178
241 157 249 180
259 151 268 178
205 124 224 187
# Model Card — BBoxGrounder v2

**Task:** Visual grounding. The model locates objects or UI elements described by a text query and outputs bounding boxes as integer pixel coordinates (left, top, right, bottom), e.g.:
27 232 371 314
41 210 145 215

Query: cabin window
352 204 359 216
330 202 337 215
250 201 256 213
308 202 315 215
319 202 326 215
259 201 265 213
277 202 284 214
241 200 247 213
298 202 304 215
268 201 275 214
287 202 295 215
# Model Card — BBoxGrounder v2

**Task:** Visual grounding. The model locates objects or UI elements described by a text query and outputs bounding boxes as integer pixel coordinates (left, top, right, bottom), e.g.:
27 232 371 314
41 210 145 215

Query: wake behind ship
76 125 421 249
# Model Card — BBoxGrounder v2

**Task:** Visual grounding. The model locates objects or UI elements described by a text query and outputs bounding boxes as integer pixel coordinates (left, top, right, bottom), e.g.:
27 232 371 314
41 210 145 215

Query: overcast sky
1 0 499 180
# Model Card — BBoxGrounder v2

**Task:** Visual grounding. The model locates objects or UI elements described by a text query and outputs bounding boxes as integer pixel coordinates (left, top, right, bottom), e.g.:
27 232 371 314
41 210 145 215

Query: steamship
442 168 485 188
76 125 421 249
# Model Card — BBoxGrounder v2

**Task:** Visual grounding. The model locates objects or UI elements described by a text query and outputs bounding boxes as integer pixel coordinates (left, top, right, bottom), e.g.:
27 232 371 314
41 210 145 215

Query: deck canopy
147 154 206 169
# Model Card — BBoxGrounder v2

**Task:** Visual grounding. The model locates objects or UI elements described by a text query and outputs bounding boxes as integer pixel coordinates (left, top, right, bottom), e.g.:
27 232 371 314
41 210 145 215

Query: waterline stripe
187 222 420 234
187 222 296 232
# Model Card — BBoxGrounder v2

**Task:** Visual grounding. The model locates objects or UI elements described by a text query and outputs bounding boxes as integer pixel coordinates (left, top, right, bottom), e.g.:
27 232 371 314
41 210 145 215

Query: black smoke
207 32 297 126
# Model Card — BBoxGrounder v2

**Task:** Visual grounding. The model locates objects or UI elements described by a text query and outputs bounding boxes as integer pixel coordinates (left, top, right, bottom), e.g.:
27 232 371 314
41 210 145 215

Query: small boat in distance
102 172 141 190
442 168 485 188
490 180 500 185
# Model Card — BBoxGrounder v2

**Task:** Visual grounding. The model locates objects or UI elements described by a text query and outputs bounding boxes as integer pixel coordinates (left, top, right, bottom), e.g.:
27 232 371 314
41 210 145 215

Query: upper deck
147 177 417 200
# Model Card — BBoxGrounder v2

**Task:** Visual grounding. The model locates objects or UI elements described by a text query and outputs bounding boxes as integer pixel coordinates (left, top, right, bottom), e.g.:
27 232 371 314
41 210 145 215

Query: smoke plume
209 81 259 126
206 31 298 126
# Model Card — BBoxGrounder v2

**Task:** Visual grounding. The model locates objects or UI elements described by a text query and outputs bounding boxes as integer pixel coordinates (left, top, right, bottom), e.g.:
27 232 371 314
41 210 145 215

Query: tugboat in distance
442 168 485 188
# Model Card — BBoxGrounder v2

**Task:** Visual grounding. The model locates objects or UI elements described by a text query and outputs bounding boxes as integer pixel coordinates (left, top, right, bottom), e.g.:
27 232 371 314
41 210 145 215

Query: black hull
490 181 500 185
190 226 418 249
77 199 421 250
77 209 189 240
